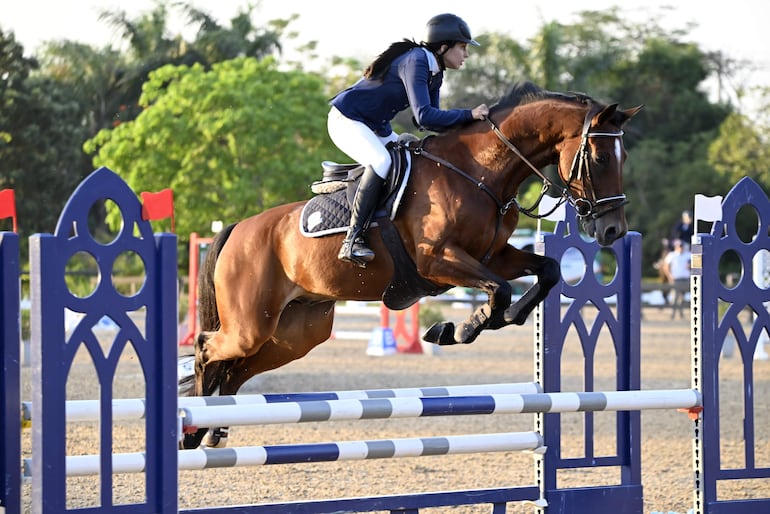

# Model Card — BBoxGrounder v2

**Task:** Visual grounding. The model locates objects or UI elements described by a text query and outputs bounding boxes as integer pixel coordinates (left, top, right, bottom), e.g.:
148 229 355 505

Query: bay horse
180 82 642 449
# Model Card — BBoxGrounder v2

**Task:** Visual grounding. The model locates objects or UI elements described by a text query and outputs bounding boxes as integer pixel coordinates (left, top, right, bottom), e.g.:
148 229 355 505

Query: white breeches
327 106 399 179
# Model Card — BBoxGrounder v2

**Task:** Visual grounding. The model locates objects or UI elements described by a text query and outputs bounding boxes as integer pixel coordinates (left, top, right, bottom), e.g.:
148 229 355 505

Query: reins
410 139 518 216
408 139 515 264
484 118 567 219
405 106 627 263
418 110 629 221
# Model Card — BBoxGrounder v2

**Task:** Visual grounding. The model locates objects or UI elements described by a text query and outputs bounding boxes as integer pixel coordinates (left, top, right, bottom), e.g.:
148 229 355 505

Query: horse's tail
198 222 238 332
181 222 238 406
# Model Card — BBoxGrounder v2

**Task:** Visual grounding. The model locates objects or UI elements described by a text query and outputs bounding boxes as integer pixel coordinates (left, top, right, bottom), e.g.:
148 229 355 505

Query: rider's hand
471 104 490 120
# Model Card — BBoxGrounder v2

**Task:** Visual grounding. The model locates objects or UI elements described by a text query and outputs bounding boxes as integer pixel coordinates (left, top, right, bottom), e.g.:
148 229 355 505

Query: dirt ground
19 304 770 513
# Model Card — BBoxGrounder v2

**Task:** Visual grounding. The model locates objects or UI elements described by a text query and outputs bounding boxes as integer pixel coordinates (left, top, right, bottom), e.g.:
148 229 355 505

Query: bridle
406 104 627 263
485 105 628 221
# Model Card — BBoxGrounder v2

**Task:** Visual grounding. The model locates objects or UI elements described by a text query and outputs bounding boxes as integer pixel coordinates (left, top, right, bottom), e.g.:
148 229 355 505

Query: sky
3 0 769 110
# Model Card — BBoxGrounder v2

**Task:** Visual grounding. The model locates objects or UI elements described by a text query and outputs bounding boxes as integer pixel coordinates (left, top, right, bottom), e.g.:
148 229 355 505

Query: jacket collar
421 47 441 75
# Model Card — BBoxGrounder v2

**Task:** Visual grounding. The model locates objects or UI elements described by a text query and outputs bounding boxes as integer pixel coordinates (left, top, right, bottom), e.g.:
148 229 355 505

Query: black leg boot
338 166 385 267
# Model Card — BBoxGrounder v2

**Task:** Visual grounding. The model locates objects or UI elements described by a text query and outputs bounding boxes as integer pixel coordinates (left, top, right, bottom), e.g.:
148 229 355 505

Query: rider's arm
399 50 472 131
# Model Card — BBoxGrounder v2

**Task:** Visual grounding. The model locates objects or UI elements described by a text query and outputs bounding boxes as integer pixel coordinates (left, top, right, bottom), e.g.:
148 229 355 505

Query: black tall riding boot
338 166 385 266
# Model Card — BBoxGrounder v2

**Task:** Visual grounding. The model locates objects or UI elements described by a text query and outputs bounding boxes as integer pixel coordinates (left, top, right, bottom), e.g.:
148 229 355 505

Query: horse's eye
595 153 609 165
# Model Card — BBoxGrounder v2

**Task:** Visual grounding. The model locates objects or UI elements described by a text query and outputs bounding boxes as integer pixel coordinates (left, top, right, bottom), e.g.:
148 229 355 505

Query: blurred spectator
670 210 694 248
661 239 691 319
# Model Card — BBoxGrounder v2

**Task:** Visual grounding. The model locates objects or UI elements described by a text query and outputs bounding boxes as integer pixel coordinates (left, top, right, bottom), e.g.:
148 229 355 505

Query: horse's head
555 100 642 246
483 83 641 246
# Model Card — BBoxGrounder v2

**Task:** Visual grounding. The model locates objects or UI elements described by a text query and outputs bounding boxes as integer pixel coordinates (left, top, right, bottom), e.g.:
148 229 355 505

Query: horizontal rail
180 389 702 428
23 431 544 477
21 382 541 423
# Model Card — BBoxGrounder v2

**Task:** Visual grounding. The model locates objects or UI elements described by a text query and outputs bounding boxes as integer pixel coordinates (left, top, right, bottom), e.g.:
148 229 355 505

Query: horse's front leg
504 259 560 325
454 277 514 342
423 277 512 345
497 253 561 326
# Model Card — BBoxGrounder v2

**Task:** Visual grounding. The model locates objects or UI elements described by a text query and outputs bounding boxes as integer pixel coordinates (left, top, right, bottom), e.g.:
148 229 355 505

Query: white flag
694 194 723 222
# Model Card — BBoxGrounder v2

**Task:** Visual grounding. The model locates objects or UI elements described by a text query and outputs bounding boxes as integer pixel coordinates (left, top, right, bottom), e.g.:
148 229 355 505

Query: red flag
0 189 17 233
141 189 175 233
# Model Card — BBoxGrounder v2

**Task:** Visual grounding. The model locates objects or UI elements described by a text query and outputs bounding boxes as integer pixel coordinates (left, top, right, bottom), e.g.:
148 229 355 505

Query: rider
328 13 490 266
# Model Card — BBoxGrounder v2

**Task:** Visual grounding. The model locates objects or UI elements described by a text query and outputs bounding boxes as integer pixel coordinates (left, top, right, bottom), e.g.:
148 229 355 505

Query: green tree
708 110 770 193
443 32 531 108
98 0 187 62
39 41 129 135
437 9 735 274
24 2 299 246
614 37 730 272
528 21 563 90
706 100 770 243
84 57 345 238
96 0 292 119
613 38 727 145
0 29 89 238
178 3 285 63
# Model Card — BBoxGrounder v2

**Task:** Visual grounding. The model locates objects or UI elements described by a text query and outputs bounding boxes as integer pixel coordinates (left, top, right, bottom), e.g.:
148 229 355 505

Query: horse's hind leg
185 301 336 449
225 300 336 385
179 333 231 449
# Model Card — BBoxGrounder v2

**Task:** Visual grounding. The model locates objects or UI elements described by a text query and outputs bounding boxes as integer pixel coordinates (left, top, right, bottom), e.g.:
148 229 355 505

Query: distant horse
180 82 642 449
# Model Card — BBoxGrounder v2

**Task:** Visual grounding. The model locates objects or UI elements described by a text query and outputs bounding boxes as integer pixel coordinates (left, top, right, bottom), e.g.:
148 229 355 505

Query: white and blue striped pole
22 382 541 423
180 389 702 429
29 431 544 477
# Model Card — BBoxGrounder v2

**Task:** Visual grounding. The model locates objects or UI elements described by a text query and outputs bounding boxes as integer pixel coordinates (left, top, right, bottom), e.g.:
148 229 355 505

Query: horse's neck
505 109 565 167
466 122 555 197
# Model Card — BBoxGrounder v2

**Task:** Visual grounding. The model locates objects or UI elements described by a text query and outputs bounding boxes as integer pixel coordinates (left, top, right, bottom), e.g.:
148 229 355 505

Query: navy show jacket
331 47 473 136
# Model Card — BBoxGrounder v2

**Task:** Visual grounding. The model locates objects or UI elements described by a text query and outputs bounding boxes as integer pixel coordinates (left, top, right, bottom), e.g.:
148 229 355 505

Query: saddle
300 134 449 309
301 135 417 237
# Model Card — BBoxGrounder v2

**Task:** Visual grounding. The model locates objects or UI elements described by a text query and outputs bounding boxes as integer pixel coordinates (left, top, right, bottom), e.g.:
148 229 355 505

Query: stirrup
351 237 375 260
339 237 374 267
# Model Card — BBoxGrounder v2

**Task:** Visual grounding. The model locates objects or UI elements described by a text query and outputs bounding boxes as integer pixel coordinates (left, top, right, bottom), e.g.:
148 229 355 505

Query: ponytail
364 39 421 80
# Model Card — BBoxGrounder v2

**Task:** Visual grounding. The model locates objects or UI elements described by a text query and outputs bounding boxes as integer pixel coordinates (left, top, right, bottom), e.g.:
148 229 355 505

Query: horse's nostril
601 225 627 245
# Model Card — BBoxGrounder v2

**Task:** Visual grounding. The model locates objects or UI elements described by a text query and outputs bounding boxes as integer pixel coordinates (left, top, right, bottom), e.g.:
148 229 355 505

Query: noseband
486 106 627 221
405 108 626 263
564 106 628 220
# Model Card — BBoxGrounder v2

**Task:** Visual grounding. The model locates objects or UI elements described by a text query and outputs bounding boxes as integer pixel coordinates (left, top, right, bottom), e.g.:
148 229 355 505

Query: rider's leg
338 165 385 264
327 107 397 266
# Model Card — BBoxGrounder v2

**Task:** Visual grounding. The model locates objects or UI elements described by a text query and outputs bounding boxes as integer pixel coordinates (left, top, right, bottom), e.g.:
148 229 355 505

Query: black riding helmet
424 13 480 46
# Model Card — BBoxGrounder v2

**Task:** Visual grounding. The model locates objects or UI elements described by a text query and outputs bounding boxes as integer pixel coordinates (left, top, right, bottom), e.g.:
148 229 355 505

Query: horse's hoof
204 428 229 448
205 436 228 448
454 304 492 343
454 323 481 345
423 322 458 345
180 431 205 450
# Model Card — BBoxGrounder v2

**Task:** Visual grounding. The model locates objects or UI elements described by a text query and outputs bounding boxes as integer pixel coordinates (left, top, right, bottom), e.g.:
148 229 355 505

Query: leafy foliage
440 9 737 273
709 109 770 193
3 3 768 279
84 57 345 237
0 29 91 239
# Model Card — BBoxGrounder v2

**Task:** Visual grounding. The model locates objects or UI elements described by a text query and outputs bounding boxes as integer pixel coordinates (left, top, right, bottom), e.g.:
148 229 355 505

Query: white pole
180 389 702 428
754 250 770 360
40 431 544 477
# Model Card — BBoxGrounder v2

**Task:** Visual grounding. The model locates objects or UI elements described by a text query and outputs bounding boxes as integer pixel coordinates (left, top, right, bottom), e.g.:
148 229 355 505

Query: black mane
489 81 596 115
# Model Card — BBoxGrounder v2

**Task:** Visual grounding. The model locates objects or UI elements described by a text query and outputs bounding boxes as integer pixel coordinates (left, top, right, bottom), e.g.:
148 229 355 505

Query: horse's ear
617 105 644 126
593 104 618 127
594 104 643 128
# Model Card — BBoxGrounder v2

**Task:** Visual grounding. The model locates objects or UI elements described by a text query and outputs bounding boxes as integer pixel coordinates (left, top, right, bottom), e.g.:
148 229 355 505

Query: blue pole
0 232 20 514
